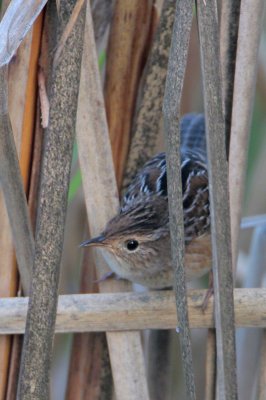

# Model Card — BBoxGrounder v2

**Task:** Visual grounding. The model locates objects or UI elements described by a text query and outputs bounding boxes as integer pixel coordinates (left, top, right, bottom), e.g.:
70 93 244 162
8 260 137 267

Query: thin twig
197 0 238 398
1 289 266 333
163 0 195 398
241 214 266 229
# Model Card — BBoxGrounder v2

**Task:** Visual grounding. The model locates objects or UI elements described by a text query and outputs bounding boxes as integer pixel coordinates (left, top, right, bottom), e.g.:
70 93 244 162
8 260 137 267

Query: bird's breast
185 233 212 280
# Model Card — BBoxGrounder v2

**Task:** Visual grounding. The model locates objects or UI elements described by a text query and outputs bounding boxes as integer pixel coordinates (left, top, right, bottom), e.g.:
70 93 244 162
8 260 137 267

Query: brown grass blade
104 0 154 189
76 2 149 399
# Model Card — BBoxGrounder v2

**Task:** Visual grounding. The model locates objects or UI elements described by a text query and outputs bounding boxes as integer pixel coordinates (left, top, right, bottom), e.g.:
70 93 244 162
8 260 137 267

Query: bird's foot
201 286 214 312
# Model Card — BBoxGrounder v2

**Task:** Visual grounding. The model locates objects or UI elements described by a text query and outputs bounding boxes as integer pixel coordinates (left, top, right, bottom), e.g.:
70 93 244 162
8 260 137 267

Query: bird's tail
180 113 206 157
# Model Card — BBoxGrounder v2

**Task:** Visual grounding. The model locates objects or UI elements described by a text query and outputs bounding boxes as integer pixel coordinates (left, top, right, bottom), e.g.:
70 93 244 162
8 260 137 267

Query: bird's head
80 196 169 274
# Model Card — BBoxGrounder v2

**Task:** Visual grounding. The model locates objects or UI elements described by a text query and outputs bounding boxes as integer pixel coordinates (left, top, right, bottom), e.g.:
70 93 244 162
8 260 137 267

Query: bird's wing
122 153 167 210
181 151 209 241
122 114 208 213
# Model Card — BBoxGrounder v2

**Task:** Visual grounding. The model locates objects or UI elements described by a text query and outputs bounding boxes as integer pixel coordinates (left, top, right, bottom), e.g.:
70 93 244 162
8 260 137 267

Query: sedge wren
81 114 211 289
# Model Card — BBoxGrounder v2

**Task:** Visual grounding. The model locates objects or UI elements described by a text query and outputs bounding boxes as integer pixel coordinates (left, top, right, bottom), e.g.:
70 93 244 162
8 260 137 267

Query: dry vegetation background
0 0 265 399
53 4 266 398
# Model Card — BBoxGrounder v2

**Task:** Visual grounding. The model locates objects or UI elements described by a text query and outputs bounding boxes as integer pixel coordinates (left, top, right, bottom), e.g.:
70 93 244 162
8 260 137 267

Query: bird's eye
125 239 139 251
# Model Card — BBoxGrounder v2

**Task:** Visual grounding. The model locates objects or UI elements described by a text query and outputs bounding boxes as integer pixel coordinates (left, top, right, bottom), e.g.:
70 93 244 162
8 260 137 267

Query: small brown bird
81 114 212 289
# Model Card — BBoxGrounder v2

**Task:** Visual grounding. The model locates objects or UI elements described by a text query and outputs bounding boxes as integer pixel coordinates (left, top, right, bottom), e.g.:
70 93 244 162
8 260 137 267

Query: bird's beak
79 235 106 248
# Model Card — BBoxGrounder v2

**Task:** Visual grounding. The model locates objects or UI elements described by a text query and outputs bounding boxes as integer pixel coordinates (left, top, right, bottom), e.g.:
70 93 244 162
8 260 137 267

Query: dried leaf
0 0 47 67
